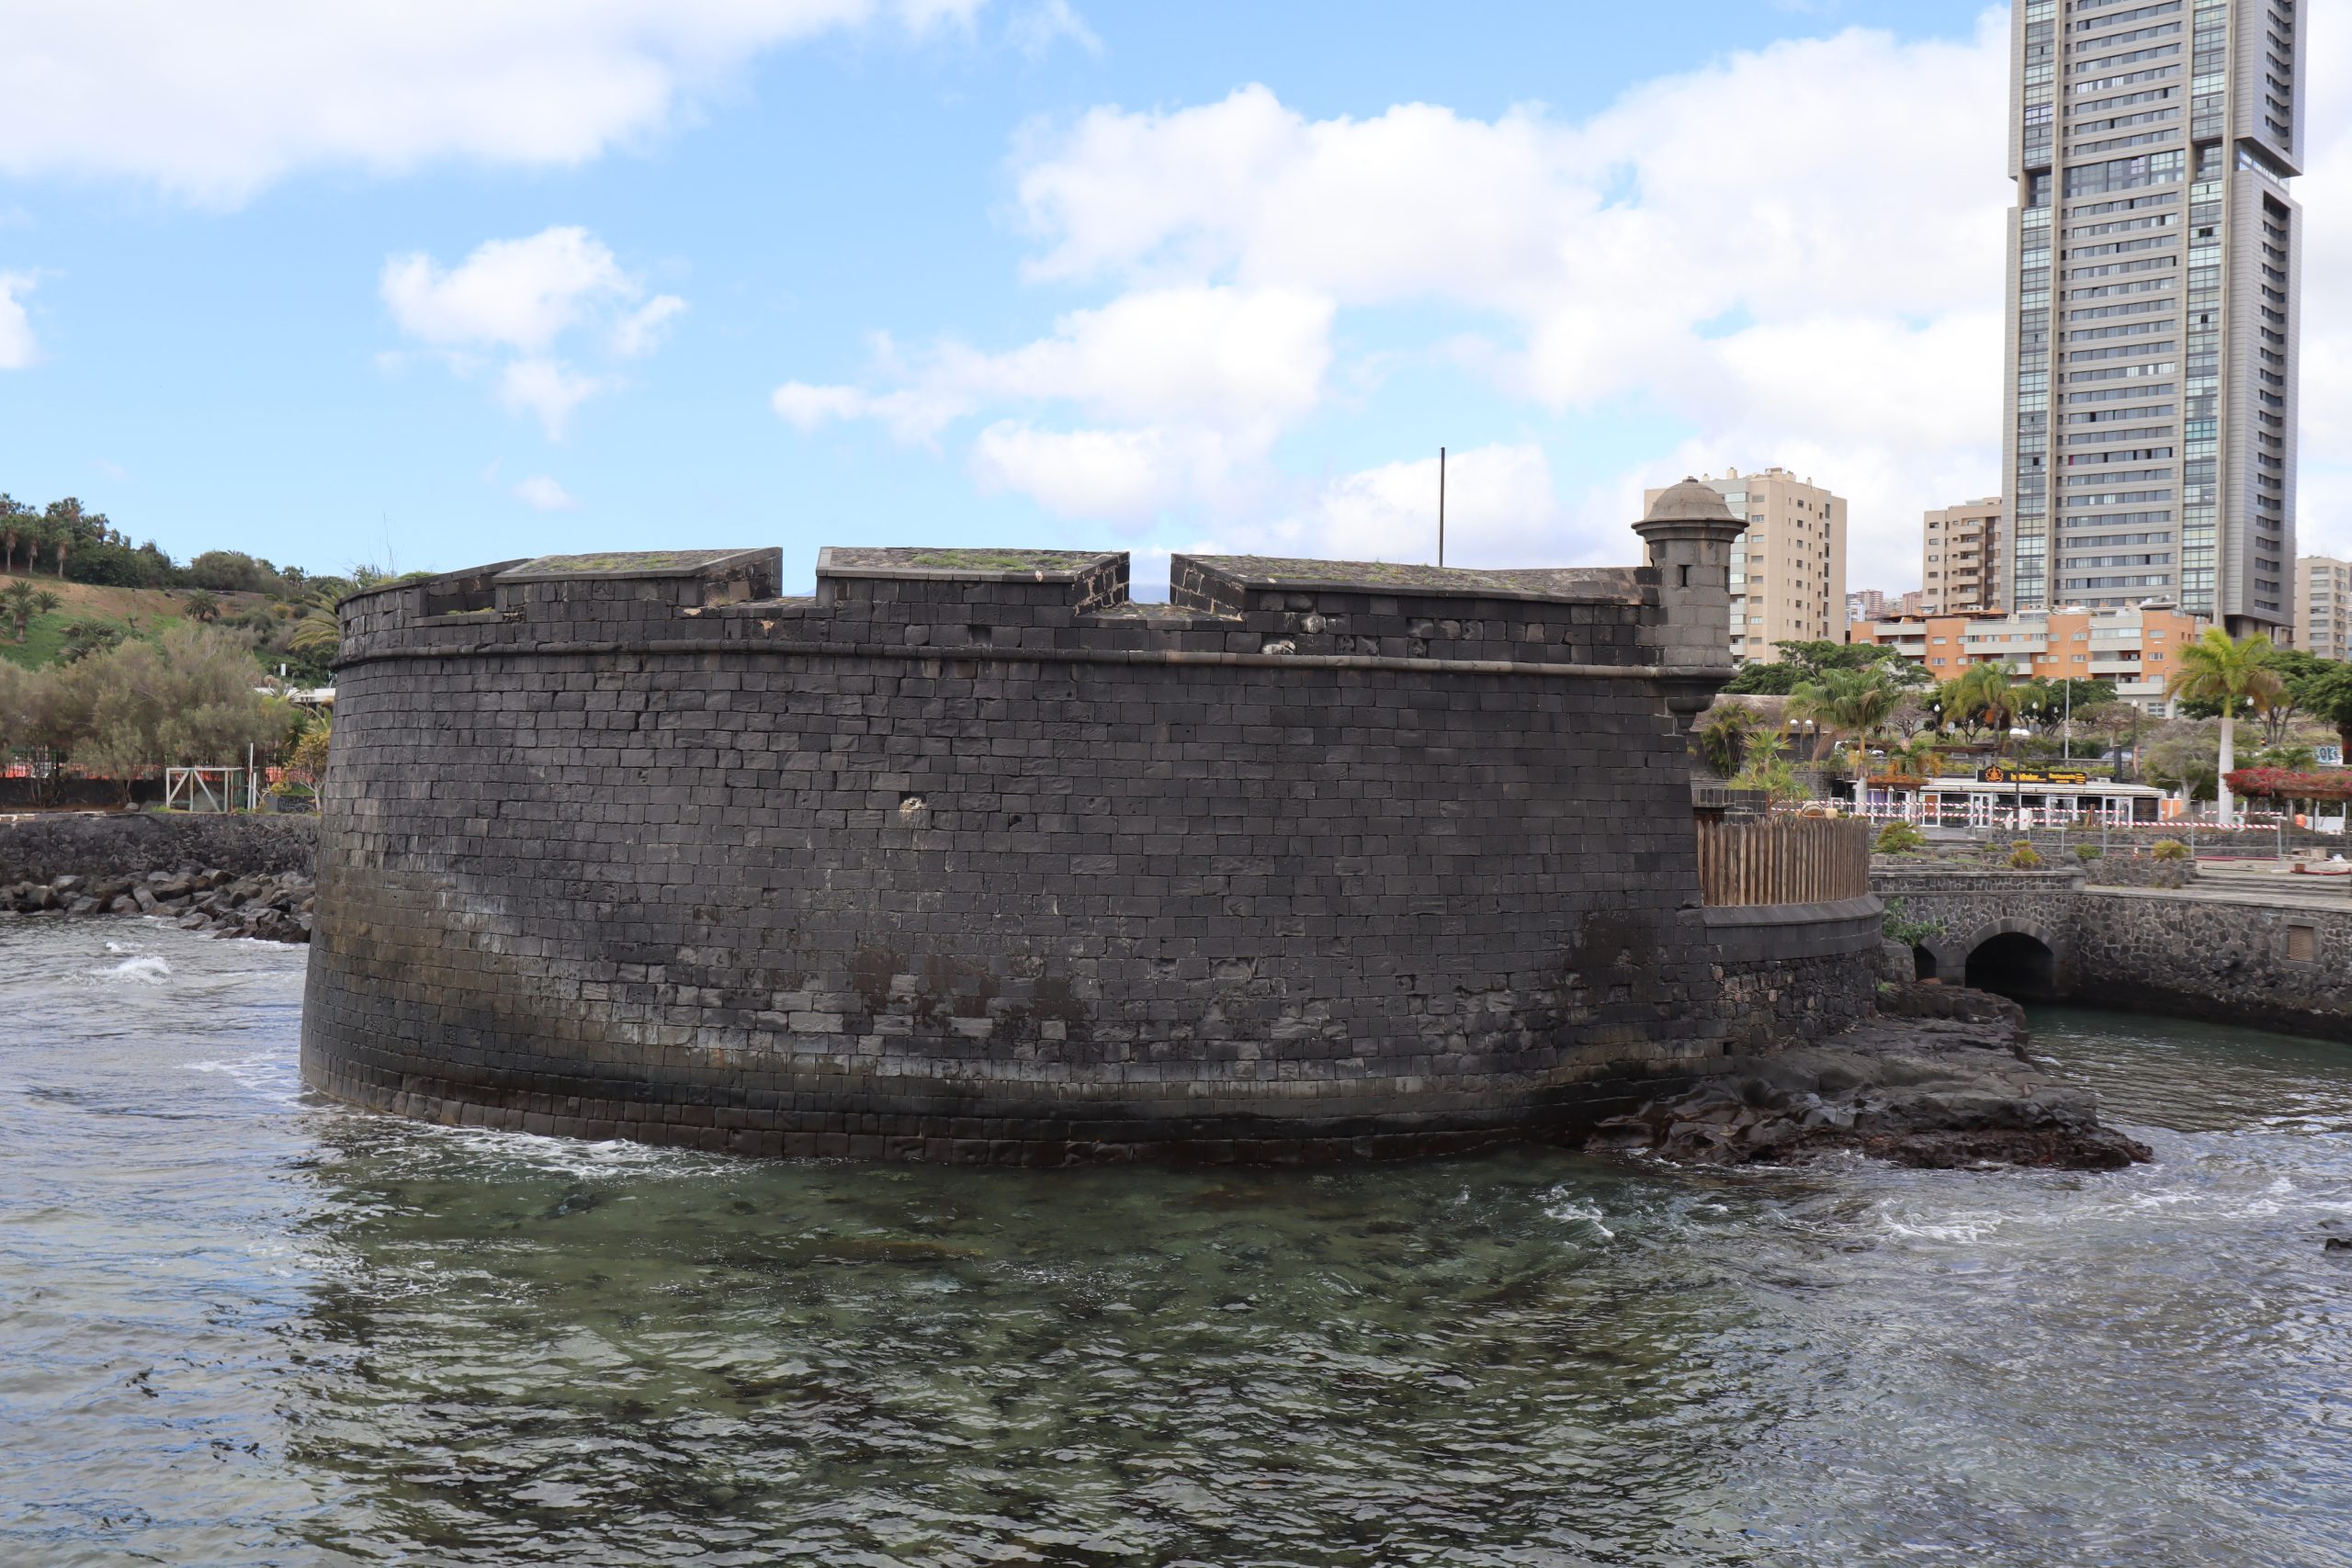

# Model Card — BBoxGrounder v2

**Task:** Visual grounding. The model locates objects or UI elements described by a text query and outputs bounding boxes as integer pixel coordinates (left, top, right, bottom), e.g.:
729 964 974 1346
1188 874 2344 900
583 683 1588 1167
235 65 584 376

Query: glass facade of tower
2002 0 2301 634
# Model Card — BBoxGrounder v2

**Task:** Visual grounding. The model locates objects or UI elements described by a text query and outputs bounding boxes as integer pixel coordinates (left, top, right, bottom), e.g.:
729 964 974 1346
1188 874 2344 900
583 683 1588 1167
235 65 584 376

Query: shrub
2151 839 2191 863
2222 767 2352 806
2075 845 2102 863
1881 897 1942 947
1874 821 1928 854
2008 842 2044 870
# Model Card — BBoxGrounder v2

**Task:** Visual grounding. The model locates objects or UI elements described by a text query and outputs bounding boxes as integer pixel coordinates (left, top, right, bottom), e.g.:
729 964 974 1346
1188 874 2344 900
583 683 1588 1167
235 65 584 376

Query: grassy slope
0 578 272 671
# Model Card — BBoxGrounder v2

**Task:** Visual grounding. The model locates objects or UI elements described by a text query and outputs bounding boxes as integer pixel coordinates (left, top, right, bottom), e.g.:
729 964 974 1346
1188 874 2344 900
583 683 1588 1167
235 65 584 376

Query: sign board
1978 766 2091 785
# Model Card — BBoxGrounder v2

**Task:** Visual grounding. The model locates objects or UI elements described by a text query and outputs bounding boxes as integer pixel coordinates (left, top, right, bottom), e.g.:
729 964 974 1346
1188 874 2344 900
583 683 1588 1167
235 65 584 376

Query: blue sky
3 1 2340 597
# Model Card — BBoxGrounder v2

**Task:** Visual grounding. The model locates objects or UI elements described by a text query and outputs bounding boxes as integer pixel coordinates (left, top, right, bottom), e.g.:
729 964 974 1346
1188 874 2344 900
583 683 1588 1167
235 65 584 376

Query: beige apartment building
2299 555 2352 659
1646 467 1847 663
1923 498 2004 614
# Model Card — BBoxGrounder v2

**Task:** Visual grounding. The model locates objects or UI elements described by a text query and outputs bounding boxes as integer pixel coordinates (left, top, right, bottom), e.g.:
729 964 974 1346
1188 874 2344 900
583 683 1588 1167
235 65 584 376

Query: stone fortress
300 485 1885 1162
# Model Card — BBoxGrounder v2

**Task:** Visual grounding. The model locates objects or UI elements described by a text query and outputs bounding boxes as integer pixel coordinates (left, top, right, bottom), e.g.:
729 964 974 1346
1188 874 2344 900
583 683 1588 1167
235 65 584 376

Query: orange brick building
1848 603 2205 714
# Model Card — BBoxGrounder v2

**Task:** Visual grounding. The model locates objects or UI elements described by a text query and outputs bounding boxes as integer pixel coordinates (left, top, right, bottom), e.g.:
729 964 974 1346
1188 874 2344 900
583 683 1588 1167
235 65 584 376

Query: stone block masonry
1877 866 2352 1043
0 812 316 886
303 496 1873 1162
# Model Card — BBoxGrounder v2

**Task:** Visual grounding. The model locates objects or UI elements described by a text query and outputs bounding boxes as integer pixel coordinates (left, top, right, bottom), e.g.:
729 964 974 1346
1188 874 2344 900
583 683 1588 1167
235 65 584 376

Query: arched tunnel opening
1965 932 2059 1003
1913 946 1939 981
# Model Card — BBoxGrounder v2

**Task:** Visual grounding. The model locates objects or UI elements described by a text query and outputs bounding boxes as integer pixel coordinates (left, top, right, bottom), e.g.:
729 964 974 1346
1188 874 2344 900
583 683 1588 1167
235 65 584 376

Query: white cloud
612 294 688 357
774 286 1330 516
771 21 2013 572
383 227 633 352
0 0 990 206
1008 0 1102 61
383 225 679 439
499 360 613 441
1000 20 2015 586
1197 444 1564 568
0 273 35 368
778 11 2352 588
513 474 578 511
969 423 1231 520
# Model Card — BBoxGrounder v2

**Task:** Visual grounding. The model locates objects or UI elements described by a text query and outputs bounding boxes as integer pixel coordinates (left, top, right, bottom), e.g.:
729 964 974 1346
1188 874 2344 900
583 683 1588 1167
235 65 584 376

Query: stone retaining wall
2073 893 2352 1039
2083 856 2196 890
0 812 317 886
1704 897 1886 1049
1871 865 2352 1043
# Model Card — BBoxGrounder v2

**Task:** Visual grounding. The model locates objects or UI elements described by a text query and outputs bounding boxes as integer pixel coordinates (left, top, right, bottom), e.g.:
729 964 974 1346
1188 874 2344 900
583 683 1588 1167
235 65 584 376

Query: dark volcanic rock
1589 982 2153 1172
0 859 315 946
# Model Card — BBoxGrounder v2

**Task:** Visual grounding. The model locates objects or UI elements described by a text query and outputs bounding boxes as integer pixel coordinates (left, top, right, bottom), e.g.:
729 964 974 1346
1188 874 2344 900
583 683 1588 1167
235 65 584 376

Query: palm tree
1889 734 1940 779
182 589 221 624
3 581 58 644
2166 627 2284 828
1695 704 1759 776
283 591 341 658
1950 662 2018 753
1788 668 1902 792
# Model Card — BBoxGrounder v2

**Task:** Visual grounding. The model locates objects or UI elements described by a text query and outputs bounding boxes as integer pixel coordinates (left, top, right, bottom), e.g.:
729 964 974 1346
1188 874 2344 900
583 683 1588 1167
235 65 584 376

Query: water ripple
3 923 2352 1565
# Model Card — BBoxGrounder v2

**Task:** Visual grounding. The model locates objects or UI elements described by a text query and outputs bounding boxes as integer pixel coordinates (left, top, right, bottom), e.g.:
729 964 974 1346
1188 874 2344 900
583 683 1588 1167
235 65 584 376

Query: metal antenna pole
1438 446 1446 568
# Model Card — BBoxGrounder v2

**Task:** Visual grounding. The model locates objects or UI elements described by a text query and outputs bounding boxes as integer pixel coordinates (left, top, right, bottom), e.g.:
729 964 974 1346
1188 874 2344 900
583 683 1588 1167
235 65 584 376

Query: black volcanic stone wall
300 551 1798 1164
0 812 316 886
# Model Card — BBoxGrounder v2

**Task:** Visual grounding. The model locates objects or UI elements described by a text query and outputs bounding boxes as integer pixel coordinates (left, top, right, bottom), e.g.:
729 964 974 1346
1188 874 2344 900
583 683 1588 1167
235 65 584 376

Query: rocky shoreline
2 869 316 944
1589 981 2153 1171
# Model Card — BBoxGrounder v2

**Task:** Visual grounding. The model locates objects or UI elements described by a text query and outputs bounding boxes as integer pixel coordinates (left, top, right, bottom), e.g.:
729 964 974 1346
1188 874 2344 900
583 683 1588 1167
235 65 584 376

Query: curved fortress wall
303 531 1758 1162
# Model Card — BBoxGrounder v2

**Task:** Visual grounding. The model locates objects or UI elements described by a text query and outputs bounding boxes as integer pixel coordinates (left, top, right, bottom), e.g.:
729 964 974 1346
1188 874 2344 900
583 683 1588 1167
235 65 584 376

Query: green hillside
0 580 270 671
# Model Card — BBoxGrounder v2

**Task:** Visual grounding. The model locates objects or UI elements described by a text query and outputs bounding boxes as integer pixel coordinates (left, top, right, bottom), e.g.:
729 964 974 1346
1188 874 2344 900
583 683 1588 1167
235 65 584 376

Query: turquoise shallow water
4 918 2351 1567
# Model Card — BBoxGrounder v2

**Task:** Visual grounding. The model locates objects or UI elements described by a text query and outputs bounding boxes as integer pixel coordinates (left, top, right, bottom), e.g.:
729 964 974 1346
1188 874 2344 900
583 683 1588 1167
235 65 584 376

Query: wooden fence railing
1695 816 1872 907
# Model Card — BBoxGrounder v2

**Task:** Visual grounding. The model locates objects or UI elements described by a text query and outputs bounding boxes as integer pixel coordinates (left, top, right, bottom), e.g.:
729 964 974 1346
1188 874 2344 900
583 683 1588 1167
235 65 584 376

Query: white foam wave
1876 1204 2012 1244
1544 1200 1618 1239
420 1122 732 1179
183 1052 304 1104
106 956 172 985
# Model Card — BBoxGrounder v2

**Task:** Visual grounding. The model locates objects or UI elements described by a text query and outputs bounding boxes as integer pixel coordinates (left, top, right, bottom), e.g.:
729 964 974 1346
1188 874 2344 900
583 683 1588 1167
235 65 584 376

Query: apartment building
1850 601 2207 713
1922 498 2004 613
2298 554 2352 658
2001 0 2303 634
1645 467 1847 663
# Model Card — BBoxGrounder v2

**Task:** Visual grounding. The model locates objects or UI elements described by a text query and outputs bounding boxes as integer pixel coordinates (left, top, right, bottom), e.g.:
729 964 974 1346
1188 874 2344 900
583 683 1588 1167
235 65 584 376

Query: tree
55 621 126 663
43 625 296 801
40 498 99 579
182 589 221 624
2143 718 2221 803
1939 663 2019 751
283 591 342 659
1728 726 1806 803
2076 702 2148 780
187 550 281 595
2290 660 2352 760
0 495 28 576
2165 628 2284 827
1724 638 1925 696
284 716 332 789
1788 668 1903 787
2 581 60 644
1887 733 1941 779
1695 704 1761 775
